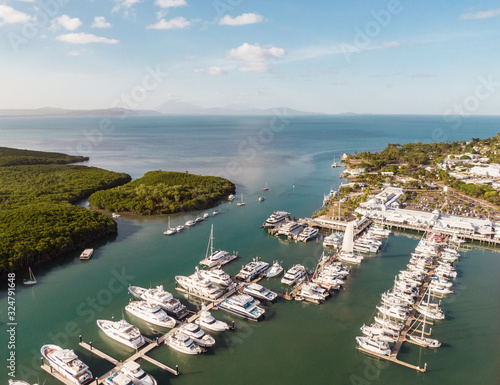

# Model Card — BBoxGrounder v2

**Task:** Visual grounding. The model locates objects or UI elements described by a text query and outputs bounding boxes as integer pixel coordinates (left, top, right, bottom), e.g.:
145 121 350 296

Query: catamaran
337 222 364 264
199 225 237 268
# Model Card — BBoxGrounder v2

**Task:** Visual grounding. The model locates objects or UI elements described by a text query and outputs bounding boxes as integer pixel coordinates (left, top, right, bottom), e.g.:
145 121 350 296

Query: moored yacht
218 293 265 321
235 260 269 282
175 269 224 300
262 211 291 228
120 361 157 385
297 282 328 303
265 261 283 278
199 225 238 268
323 232 343 248
41 344 93 385
355 336 391 356
79 248 94 260
276 221 303 237
198 268 233 287
195 310 230 332
102 372 133 385
297 227 319 242
128 285 186 319
165 331 205 355
179 323 216 347
124 301 176 328
281 264 307 286
96 319 145 349
185 220 196 227
243 283 277 302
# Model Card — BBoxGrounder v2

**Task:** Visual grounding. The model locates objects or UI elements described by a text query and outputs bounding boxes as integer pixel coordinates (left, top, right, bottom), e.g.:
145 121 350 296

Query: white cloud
112 0 141 13
155 0 187 8
147 16 190 30
227 42 285 72
194 66 227 75
0 5 31 24
51 15 82 31
92 16 112 29
382 41 406 48
331 81 347 85
219 13 263 26
56 33 119 44
460 8 500 20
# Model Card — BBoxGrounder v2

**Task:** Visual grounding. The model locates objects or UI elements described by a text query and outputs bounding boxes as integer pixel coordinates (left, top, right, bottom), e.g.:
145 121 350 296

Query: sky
1 0 500 114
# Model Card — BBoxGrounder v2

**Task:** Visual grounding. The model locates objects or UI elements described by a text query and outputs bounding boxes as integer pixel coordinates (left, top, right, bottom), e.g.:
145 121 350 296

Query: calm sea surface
0 115 499 384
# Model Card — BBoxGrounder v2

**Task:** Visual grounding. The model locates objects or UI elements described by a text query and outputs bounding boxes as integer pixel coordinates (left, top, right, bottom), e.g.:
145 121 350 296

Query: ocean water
1 115 499 384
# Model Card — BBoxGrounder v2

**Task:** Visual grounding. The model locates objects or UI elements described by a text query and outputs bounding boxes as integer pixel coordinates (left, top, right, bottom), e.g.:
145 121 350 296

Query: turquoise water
1 115 499 384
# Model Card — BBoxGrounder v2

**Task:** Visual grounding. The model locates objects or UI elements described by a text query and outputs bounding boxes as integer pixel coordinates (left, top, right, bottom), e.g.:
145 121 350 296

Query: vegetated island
317 135 500 220
89 170 236 215
0 147 131 274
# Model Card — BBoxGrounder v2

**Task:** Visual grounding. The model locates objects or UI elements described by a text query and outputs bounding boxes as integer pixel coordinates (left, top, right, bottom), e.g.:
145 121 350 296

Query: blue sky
1 0 500 114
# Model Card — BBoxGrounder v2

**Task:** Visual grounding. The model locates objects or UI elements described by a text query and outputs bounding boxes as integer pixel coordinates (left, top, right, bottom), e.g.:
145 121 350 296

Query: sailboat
164 217 177 235
199 224 237 267
407 314 441 348
263 183 269 191
23 267 37 285
237 193 246 206
331 155 340 168
337 222 363 264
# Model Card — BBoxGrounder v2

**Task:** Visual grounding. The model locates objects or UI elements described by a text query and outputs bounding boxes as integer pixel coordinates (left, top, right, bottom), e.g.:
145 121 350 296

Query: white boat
8 382 38 385
323 232 343 248
212 209 219 216
237 193 246 206
176 225 185 232
373 316 404 331
331 155 340 168
263 183 269 191
312 275 342 291
355 336 391 356
23 267 37 285
258 196 265 202
96 319 145 349
360 324 399 339
360 327 397 344
376 305 409 321
281 264 307 286
79 248 94 260
243 283 277 302
228 194 234 201
128 285 186 319
165 330 205 355
41 344 93 385
198 268 233 287
195 310 230 332
120 361 157 385
102 372 133 385
195 216 204 223
175 269 224 300
203 212 210 219
406 313 441 348
179 323 216 347
297 282 328 303
265 261 283 278
218 293 265 321
276 221 303 237
297 227 319 242
235 260 269 282
338 222 364 264
368 225 391 238
185 220 196 227
199 225 238 268
262 211 290 228
428 282 454 295
124 300 176 328
417 303 445 320
111 213 121 218
164 217 177 235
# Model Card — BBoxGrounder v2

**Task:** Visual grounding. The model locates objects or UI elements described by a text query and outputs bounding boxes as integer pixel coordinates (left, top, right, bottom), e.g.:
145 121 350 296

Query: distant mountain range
0 103 324 117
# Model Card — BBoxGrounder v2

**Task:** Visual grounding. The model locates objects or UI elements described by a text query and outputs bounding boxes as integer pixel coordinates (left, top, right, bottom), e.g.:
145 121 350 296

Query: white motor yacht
128 285 186 319
198 268 233 287
243 283 277 302
175 269 224 300
355 336 391 356
120 361 157 385
41 344 93 385
102 372 133 385
373 316 404 332
297 282 328 303
203 212 210 219
165 331 205 355
79 248 94 260
376 305 409 321
195 310 230 332
179 323 216 347
276 221 303 237
235 260 269 282
96 319 144 349
281 264 307 286
185 220 196 227
262 211 291 228
297 227 319 242
125 301 176 328
265 261 283 278
218 293 265 321
360 324 399 339
323 232 343 248
176 225 185 232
